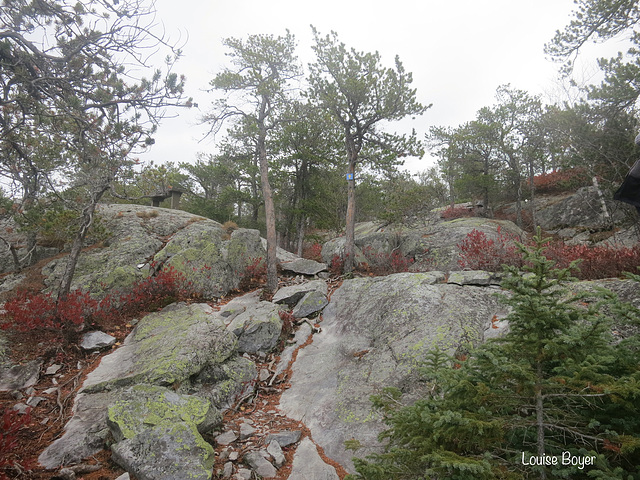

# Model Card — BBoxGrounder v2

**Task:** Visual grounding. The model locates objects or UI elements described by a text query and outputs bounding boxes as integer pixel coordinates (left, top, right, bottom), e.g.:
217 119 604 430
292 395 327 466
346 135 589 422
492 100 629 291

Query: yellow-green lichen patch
107 385 215 443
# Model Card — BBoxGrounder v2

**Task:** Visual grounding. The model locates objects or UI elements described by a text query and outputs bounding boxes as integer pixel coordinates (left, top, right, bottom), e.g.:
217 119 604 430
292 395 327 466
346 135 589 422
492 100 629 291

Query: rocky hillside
0 193 638 480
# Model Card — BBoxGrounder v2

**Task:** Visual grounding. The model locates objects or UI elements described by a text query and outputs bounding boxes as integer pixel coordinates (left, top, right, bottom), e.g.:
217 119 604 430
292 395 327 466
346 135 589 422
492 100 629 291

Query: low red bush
531 168 589 195
457 227 523 271
1 265 188 333
457 228 640 279
305 243 323 262
441 206 475 220
0 407 32 479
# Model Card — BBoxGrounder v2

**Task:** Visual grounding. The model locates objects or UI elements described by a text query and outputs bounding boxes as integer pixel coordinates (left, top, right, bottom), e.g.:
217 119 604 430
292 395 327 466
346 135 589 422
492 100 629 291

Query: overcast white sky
138 0 630 174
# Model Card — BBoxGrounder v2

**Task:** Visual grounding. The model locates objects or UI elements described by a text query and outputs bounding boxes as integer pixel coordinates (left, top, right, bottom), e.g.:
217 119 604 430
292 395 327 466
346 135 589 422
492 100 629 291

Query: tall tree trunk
257 116 278 293
344 146 357 273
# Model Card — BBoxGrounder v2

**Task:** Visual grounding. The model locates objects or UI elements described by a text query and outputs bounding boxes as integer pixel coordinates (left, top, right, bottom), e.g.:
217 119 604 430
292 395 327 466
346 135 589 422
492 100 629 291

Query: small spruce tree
347 230 640 480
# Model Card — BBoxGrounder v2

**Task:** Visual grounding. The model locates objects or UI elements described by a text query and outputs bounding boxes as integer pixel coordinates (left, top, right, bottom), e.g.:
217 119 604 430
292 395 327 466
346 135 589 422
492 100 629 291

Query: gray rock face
0 358 42 392
153 223 265 299
537 186 630 231
111 422 214 480
281 258 328 276
80 331 116 351
279 273 504 472
272 280 327 306
41 205 267 300
243 450 277 478
41 204 202 297
288 437 339 480
292 291 328 318
227 301 283 354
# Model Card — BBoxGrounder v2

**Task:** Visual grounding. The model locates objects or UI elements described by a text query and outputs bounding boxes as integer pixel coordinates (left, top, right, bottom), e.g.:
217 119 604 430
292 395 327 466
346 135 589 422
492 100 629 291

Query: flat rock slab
80 331 116 351
447 270 499 286
292 291 328 318
280 258 327 276
279 273 504 472
272 280 328 307
0 358 42 392
82 302 237 393
288 437 339 480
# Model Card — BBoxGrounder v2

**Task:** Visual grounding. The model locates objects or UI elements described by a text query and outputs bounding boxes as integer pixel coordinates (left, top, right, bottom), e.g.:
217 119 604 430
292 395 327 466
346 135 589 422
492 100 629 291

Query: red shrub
457 228 640 279
543 242 640 280
441 206 475 220
457 227 522 271
1 266 189 333
531 168 588 195
329 254 345 275
238 257 266 290
303 242 323 263
0 407 32 479
360 246 414 275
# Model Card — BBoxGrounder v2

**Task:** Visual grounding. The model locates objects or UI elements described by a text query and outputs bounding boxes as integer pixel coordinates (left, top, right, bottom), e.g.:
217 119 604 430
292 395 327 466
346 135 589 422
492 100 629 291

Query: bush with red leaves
303 242 323 263
530 168 589 195
440 206 475 220
360 246 414 275
0 407 32 479
1 266 188 333
457 227 523 271
458 228 640 279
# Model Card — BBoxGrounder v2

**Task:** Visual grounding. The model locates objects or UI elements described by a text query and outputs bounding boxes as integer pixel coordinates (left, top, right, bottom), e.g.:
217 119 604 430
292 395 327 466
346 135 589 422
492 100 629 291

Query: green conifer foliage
347 230 640 480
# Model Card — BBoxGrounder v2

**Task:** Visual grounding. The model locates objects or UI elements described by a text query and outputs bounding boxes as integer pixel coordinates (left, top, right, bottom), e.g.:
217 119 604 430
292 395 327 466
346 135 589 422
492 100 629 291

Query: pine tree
347 230 640 480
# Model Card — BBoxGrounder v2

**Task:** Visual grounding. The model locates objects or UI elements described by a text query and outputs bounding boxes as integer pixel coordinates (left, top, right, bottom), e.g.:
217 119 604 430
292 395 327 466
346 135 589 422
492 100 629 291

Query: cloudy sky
139 0 629 173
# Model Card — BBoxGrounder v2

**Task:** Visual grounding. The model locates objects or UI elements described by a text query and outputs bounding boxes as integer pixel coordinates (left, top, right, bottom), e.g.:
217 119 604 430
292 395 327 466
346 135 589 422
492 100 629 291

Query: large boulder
41 204 204 297
81 303 237 393
38 302 255 470
40 205 266 300
279 273 505 472
536 186 632 231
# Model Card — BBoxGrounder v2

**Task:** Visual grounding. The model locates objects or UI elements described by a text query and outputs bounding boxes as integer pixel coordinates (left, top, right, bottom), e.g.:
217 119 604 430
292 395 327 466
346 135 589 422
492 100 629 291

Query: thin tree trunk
0 237 21 272
58 187 109 301
296 216 305 257
535 361 547 480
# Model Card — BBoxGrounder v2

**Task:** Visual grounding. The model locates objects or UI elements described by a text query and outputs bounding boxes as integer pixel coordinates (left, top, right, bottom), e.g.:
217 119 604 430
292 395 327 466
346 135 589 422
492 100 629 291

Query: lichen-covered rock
111 421 214 480
82 303 237 393
227 302 284 354
292 291 328 318
279 273 505 472
106 385 220 443
153 223 265 298
187 355 257 410
41 204 205 297
38 302 250 469
272 280 327 307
